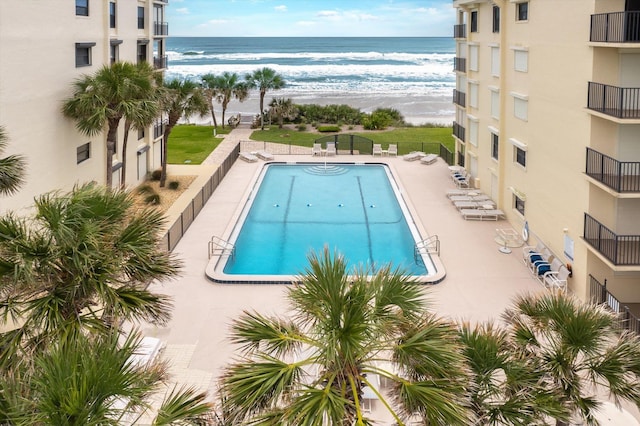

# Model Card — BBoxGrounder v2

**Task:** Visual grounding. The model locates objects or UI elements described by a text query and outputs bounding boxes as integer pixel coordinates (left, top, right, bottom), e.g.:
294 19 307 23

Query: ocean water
166 37 456 124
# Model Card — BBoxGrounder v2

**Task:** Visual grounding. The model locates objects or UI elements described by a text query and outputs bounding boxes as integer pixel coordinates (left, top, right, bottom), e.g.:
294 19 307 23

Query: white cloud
295 20 316 27
175 7 189 14
274 5 287 12
317 10 339 17
208 19 230 25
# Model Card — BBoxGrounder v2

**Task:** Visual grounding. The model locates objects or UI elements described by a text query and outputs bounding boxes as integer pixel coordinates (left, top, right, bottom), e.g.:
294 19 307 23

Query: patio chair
239 152 259 162
529 248 554 276
522 241 545 266
256 150 274 161
403 151 425 161
372 143 383 156
542 263 570 293
387 144 398 156
326 142 336 156
420 153 438 165
312 143 323 156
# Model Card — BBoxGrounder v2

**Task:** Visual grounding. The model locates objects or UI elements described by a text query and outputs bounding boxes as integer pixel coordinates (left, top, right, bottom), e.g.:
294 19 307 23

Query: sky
167 0 455 37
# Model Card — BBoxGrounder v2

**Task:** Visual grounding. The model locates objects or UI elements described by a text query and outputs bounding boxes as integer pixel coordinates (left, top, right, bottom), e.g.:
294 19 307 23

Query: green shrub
150 169 162 181
168 181 180 190
317 125 341 133
362 110 393 130
297 124 307 131
144 193 161 205
137 184 155 195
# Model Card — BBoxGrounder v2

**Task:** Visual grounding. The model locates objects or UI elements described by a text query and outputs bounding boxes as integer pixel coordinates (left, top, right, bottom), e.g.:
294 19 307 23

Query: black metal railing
454 24 466 38
589 275 640 335
590 11 640 43
457 151 465 167
587 82 640 119
586 147 640 192
454 57 467 73
453 89 466 108
153 120 166 139
153 55 167 69
453 121 465 142
584 213 640 265
154 22 169 36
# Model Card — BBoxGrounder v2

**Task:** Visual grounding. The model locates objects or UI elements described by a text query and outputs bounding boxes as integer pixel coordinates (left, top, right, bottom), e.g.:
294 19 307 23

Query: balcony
154 22 169 36
153 55 167 70
590 11 640 43
587 82 640 119
454 24 466 39
453 89 466 108
454 57 466 73
586 148 640 193
153 120 166 139
453 121 466 142
590 275 640 335
584 213 640 266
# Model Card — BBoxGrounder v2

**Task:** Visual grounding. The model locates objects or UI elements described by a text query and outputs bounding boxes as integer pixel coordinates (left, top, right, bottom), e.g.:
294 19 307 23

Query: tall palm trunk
221 98 230 129
259 90 266 130
120 120 132 189
160 112 180 188
106 118 120 189
209 104 218 128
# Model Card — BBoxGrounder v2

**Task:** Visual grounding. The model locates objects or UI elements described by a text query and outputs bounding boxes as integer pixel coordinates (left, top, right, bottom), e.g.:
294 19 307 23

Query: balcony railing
454 57 466 73
153 120 166 139
153 55 167 69
154 22 169 36
590 11 640 43
587 82 640 119
584 213 640 265
589 275 640 335
454 24 466 39
453 89 466 108
586 148 640 192
453 121 466 142
457 151 465 167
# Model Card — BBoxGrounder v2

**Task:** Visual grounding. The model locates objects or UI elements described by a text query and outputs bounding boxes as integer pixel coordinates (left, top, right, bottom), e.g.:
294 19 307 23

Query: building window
491 46 500 77
516 2 528 21
138 6 145 29
468 119 479 147
137 41 148 63
493 6 500 33
77 142 90 164
75 0 89 16
469 82 479 108
513 95 528 121
515 147 527 167
109 2 116 28
491 132 499 160
514 49 528 72
110 44 118 65
470 11 478 32
469 45 479 71
75 42 95 67
515 195 525 215
490 89 500 119
138 127 145 140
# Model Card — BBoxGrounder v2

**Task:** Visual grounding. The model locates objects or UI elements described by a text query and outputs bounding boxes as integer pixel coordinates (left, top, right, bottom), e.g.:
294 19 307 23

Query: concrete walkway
142 125 640 424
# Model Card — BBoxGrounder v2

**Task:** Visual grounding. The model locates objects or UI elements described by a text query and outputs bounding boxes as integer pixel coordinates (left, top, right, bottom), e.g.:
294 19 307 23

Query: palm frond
153 386 213 426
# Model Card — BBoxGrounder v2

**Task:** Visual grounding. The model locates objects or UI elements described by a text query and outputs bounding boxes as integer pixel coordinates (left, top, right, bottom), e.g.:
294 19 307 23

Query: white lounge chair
387 144 398 156
420 153 438 165
403 151 425 161
454 200 496 210
326 142 336 156
239 152 259 162
460 208 504 221
256 150 274 161
311 143 323 156
445 188 477 198
449 194 491 202
372 143 382 156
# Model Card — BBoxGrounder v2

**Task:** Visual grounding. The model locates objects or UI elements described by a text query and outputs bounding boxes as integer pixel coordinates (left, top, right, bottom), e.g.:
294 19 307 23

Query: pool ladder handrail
208 236 235 260
415 235 440 260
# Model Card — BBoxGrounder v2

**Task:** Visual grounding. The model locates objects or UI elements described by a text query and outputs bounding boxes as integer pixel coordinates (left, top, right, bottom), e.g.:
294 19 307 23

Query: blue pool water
222 163 429 276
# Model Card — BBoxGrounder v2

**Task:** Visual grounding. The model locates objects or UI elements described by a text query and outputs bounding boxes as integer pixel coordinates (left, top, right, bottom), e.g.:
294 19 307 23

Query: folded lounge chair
403 151 425 161
460 208 504 221
239 152 259 162
454 201 496 210
445 188 477 198
372 143 383 156
256 150 274 161
421 153 438 165
449 194 491 202
387 144 398 156
326 142 336 156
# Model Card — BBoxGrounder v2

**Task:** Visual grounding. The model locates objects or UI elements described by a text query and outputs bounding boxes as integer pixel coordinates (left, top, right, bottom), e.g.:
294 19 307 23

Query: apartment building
451 0 640 312
0 0 169 214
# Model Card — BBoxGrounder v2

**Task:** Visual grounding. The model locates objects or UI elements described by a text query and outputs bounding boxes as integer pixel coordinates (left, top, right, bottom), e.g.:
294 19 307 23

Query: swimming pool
206 163 439 283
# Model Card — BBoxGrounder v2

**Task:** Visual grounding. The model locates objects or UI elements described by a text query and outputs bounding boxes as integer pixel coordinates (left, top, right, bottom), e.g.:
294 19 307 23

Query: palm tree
0 183 180 364
201 73 220 128
268 97 297 129
503 292 640 426
459 322 567 425
120 62 161 188
62 62 157 188
0 331 213 425
212 72 249 129
159 79 208 187
0 126 26 196
245 67 285 130
220 248 470 425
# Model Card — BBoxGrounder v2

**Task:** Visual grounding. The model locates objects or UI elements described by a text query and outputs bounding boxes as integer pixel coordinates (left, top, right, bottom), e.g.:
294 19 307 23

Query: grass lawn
167 125 231 164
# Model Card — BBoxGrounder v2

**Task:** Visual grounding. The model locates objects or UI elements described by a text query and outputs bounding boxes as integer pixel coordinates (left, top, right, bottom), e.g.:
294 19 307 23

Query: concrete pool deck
140 126 640 424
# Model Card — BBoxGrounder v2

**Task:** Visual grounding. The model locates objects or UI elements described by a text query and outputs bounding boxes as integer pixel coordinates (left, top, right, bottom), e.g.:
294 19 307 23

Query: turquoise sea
166 37 456 124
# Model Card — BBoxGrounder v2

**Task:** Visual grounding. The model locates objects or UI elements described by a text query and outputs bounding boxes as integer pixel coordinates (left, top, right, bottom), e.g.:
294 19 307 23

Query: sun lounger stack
255 150 274 161
459 209 505 221
239 152 259 162
420 153 438 165
454 201 496 211
403 151 426 161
